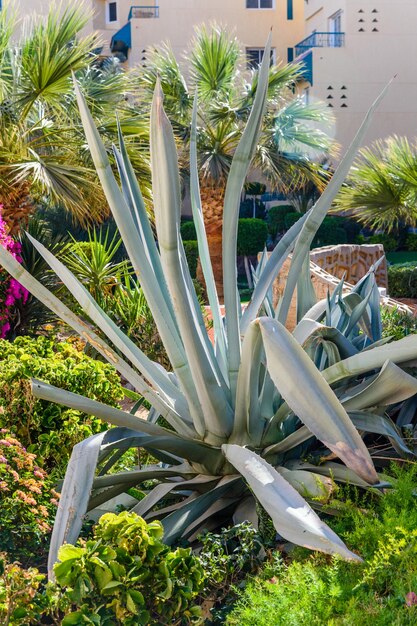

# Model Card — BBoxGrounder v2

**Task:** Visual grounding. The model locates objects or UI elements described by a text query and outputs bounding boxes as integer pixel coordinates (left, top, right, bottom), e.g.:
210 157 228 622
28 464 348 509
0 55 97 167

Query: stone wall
310 244 388 290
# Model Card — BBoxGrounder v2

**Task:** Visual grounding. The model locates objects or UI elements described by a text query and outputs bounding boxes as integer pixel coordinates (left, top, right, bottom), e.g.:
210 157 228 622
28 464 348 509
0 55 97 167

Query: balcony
294 32 345 58
128 5 160 19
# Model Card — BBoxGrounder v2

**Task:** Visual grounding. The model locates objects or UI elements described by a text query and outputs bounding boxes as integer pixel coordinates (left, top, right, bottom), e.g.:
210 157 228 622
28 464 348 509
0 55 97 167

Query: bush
382 307 417 340
227 466 417 626
237 219 268 257
367 233 398 252
0 430 57 563
180 221 197 241
266 205 294 238
406 233 417 251
52 512 205 625
184 240 199 278
388 262 417 298
0 336 124 474
0 555 46 626
284 214 348 248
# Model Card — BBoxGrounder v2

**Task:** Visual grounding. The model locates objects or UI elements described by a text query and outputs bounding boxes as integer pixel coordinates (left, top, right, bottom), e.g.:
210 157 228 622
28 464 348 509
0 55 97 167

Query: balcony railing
128 5 159 19
294 32 345 57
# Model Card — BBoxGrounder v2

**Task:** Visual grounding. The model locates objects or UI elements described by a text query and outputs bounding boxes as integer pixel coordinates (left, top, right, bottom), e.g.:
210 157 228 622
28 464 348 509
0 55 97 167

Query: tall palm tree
137 25 334 298
333 136 417 232
0 4 151 232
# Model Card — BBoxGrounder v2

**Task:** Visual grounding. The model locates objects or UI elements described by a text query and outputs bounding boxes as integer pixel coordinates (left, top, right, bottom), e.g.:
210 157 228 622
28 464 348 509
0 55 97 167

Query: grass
226 464 417 626
386 251 417 265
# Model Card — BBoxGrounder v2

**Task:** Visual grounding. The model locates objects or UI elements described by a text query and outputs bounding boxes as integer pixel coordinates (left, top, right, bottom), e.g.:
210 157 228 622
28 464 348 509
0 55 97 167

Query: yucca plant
0 41 413 579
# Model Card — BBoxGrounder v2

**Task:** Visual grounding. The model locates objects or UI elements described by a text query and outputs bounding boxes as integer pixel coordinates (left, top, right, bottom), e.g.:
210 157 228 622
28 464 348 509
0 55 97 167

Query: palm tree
0 4 151 232
137 25 334 298
332 136 417 232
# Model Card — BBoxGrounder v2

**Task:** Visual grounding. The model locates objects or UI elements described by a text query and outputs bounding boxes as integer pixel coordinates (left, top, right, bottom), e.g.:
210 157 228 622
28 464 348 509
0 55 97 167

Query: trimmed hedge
266 205 294 238
284 214 348 248
183 240 199 278
366 233 398 252
406 233 417 251
180 220 197 241
237 219 268 256
388 262 417 298
239 199 266 220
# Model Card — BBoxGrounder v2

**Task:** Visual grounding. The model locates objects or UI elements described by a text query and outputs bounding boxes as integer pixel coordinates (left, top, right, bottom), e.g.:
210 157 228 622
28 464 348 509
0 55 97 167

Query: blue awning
297 49 313 86
111 21 132 51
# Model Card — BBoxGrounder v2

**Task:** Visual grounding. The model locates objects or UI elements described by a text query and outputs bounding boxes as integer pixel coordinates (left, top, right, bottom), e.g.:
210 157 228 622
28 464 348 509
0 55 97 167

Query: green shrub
284 214 348 248
0 336 124 474
284 212 301 231
184 240 199 278
0 430 57 564
388 262 417 298
52 512 205 625
406 233 417 251
0 555 46 626
367 233 398 252
227 466 417 626
381 307 417 340
180 221 197 241
266 205 294 238
237 219 268 257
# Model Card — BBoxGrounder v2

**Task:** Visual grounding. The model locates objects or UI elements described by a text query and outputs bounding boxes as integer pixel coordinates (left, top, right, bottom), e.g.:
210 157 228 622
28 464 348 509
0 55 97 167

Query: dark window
108 2 117 22
287 47 294 62
246 48 275 69
287 0 293 19
246 0 273 8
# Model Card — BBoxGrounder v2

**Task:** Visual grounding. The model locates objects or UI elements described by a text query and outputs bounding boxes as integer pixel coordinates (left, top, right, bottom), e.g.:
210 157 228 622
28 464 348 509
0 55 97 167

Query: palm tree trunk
0 182 34 235
197 185 225 302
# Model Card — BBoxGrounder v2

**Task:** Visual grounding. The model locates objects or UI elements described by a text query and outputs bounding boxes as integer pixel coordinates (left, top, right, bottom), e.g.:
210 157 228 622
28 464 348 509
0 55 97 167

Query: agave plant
0 40 414 578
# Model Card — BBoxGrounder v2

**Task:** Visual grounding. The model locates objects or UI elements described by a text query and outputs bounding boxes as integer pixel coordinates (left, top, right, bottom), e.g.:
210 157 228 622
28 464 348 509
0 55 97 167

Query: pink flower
406 592 417 607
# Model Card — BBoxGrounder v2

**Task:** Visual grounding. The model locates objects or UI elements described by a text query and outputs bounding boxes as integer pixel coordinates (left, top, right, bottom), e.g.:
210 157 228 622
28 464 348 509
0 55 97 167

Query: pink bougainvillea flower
405 592 417 607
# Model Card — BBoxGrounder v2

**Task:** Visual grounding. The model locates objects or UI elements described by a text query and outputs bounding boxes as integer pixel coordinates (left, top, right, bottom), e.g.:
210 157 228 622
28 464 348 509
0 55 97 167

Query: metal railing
129 5 159 19
295 32 345 57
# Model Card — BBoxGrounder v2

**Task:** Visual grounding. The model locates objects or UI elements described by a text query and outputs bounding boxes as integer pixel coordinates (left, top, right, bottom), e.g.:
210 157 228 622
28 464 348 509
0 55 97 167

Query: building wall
128 0 304 68
298 0 417 154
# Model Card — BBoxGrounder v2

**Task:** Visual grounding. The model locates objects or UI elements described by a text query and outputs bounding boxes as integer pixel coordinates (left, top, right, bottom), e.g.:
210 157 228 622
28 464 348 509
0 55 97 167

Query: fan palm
137 25 334 297
0 3 151 231
332 136 417 232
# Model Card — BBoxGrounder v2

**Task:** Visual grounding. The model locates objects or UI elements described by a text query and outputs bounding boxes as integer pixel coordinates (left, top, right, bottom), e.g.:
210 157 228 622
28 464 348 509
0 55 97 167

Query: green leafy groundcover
0 336 124 475
226 465 417 626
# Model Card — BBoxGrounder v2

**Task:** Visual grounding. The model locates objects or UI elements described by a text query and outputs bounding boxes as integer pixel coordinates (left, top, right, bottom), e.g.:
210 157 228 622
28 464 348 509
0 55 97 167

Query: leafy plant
366 233 398 252
237 218 268 287
266 205 294 239
0 210 28 338
0 430 57 564
183 240 199 279
0 336 124 473
181 221 197 241
333 136 417 233
51 512 204 625
382 307 417 341
0 555 46 626
0 44 410 580
405 233 417 251
227 465 417 626
388 262 417 298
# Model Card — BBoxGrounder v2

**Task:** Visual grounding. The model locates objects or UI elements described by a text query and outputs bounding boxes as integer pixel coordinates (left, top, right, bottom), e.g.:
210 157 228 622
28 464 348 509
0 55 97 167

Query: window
328 10 343 46
246 48 276 69
246 0 273 9
108 1 118 23
287 0 293 20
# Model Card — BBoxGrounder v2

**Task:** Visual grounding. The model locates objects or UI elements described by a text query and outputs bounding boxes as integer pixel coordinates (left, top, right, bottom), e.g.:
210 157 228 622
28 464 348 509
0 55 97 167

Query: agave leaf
232 321 264 444
264 425 312 457
151 81 233 443
349 411 413 457
397 394 417 428
223 445 360 560
276 467 334 499
131 475 219 518
341 360 417 411
278 82 391 327
26 233 194 436
324 334 417 385
223 32 272 401
48 430 108 577
257 318 379 484
285 460 392 489
31 379 222 470
295 322 358 360
162 476 240 545
91 464 193 489
73 77 207 432
297 254 317 323
298 298 328 325
189 91 228 375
